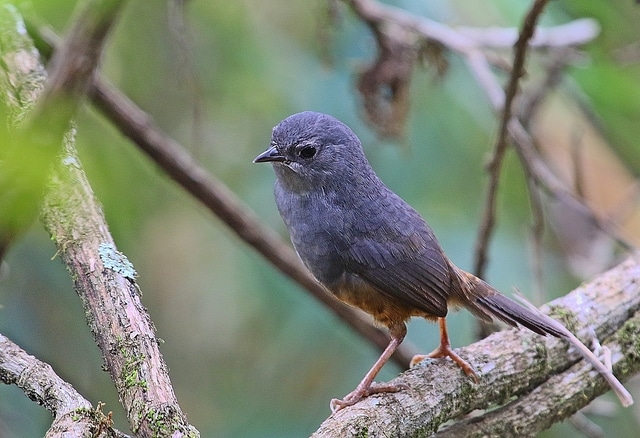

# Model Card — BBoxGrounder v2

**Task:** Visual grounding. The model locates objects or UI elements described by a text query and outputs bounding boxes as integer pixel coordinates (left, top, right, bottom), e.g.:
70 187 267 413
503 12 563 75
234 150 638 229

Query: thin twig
348 0 598 52
519 47 582 122
568 411 606 438
456 18 600 48
473 0 550 278
508 118 636 253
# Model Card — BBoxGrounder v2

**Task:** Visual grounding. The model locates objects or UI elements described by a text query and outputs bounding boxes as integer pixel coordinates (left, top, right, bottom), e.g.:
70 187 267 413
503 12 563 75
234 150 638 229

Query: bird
254 111 632 412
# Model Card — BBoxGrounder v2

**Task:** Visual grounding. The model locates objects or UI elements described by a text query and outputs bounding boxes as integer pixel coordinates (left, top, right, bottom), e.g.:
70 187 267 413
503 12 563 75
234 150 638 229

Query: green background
1 0 639 436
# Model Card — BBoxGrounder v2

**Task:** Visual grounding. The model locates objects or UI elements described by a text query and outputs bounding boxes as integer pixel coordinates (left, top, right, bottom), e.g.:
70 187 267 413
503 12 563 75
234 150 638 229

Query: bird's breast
329 271 433 326
275 184 349 286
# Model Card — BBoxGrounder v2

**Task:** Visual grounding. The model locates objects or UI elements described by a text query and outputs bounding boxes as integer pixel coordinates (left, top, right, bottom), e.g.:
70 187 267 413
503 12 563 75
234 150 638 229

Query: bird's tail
454 269 566 337
474 281 567 338
457 268 633 407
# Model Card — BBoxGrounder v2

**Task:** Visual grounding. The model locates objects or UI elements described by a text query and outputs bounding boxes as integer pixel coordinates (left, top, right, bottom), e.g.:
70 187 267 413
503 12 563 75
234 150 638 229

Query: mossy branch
0 2 199 436
0 334 132 438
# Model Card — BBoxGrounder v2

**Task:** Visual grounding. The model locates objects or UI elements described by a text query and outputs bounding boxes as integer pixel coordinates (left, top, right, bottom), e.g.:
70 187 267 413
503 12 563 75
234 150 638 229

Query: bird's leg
410 317 479 383
330 324 407 413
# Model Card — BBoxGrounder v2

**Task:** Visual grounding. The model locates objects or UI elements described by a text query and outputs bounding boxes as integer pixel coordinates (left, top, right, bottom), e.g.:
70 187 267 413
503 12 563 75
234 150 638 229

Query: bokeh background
2 0 640 436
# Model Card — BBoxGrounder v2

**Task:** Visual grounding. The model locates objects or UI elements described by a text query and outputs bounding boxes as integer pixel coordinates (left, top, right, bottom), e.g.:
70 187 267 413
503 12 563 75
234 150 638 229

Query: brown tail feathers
460 269 633 407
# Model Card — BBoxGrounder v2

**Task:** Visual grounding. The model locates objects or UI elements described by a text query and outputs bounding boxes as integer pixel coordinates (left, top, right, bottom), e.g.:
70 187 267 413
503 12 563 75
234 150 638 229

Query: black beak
253 145 286 163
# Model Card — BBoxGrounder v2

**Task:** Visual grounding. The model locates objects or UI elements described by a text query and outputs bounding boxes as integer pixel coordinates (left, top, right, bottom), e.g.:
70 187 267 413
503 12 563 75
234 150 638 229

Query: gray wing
341 194 453 318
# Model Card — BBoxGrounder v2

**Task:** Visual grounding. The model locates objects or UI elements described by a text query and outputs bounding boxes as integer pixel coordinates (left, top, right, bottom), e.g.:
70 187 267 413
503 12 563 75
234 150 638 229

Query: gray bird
254 111 631 412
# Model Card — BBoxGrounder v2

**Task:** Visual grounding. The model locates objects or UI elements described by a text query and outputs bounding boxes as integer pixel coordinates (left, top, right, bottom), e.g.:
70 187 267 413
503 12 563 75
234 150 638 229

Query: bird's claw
329 382 408 413
411 346 479 383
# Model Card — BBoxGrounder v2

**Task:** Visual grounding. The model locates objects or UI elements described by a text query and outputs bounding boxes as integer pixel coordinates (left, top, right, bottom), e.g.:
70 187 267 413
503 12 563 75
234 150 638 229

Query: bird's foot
411 346 479 383
330 382 408 413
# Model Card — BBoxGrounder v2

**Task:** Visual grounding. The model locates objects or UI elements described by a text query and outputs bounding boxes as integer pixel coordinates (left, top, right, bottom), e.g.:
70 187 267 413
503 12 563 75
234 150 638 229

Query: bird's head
254 111 369 190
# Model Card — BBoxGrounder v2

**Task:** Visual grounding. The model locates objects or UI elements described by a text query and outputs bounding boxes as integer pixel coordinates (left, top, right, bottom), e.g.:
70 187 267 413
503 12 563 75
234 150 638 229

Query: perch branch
313 255 640 437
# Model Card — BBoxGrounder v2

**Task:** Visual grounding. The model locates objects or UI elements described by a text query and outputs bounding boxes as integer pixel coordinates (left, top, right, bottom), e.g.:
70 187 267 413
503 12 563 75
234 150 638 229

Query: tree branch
0 4 199 436
313 255 640 437
42 134 199 437
347 0 598 52
34 0 124 107
0 334 131 438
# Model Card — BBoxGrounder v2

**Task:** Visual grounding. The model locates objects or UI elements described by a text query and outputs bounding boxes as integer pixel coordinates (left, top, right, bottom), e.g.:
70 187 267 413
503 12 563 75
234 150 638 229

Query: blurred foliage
1 0 639 436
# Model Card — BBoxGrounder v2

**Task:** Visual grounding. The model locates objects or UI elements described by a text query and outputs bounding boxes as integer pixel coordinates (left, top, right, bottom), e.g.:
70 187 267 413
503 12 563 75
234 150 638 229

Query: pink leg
330 324 407 413
410 317 478 382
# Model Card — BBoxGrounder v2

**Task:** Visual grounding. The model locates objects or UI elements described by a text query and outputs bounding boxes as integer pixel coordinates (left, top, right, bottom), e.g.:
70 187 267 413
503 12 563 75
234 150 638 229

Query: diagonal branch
33 0 123 111
91 79 417 365
42 134 199 438
29 23 416 369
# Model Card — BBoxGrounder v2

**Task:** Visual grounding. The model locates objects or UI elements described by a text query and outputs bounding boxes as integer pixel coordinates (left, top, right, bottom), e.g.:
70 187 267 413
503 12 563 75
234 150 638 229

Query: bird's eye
298 146 316 159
